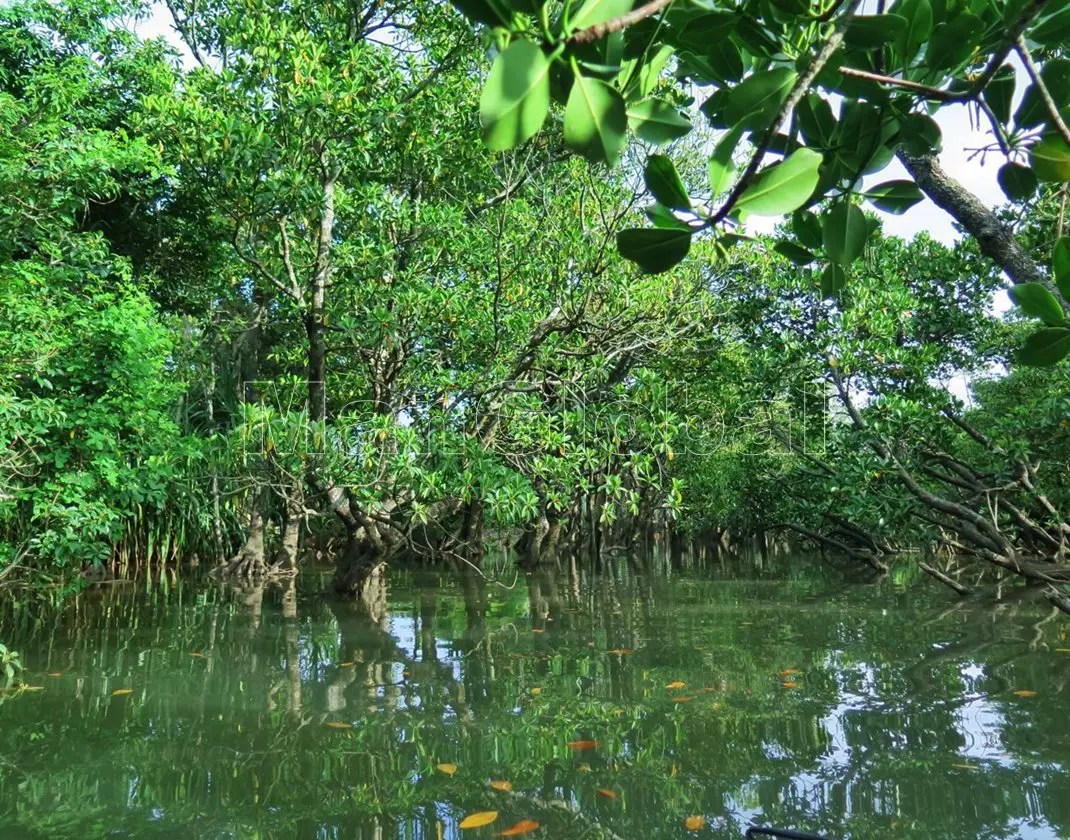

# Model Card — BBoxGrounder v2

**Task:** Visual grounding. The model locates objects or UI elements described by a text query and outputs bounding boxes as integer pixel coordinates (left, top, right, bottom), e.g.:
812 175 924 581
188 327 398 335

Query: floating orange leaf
596 788 618 800
324 721 353 730
488 780 513 792
1056 648 1070 653
608 649 634 655
567 739 599 750
672 696 694 703
666 681 686 689
339 661 354 668
1013 689 1037 697
782 681 798 689
531 628 545 634
46 672 63 678
189 652 205 658
779 668 801 677
459 811 499 829
436 763 458 776
500 819 540 836
685 816 706 831
111 688 133 696
531 687 542 696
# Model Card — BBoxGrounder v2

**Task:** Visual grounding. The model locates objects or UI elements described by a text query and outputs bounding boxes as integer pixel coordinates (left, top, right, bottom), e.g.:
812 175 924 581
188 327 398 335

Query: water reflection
0 554 1069 839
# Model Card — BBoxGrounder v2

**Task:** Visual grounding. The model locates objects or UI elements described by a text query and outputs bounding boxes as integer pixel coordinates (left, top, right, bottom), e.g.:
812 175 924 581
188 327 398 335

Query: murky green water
1 555 1069 839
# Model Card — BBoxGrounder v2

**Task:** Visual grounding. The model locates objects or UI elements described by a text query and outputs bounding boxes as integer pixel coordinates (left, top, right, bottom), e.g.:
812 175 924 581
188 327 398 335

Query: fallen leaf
459 811 498 829
951 763 978 770
500 820 541 836
608 649 634 655
436 763 458 776
567 739 599 750
596 788 618 800
46 672 63 678
1056 648 1070 653
531 688 542 696
324 721 353 730
685 815 707 831
20 686 44 692
672 696 694 703
339 661 354 667
1013 689 1037 697
532 628 545 634
782 681 798 689
708 702 724 711
779 668 801 677
666 681 686 689
578 763 592 772
111 688 133 696
189 652 205 658
488 779 513 792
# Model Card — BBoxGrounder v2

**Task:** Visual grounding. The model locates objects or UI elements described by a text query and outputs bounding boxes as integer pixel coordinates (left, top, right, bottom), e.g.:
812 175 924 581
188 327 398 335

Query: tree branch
567 0 676 45
1014 35 1070 148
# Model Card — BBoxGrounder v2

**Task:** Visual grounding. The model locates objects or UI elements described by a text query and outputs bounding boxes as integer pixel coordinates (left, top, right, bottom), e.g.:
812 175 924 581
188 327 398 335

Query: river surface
1 554 1069 839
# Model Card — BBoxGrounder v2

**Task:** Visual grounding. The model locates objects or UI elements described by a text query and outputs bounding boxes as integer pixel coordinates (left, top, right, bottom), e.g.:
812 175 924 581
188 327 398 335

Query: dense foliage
0 0 1069 612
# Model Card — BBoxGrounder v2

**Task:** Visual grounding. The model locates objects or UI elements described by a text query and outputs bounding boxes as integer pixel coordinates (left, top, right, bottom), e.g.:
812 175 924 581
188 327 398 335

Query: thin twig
1014 35 1070 148
567 0 675 44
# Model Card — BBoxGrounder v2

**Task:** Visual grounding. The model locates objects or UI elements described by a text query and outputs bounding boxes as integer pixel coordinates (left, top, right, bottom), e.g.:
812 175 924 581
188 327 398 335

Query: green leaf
644 204 693 231
984 65 1016 126
644 154 690 210
774 241 816 265
822 203 869 265
707 127 742 197
479 40 551 152
735 147 823 216
617 228 691 273
892 0 933 62
451 0 513 28
1010 283 1066 326
564 74 628 166
707 40 744 83
997 162 1037 201
844 14 908 48
821 263 848 298
1030 135 1070 183
927 13 983 70
568 0 634 34
1031 5 1070 47
1054 237 1070 299
792 209 823 250
863 180 924 214
1014 59 1070 130
725 68 798 131
797 94 837 148
626 99 692 145
900 112 942 155
1018 327 1070 366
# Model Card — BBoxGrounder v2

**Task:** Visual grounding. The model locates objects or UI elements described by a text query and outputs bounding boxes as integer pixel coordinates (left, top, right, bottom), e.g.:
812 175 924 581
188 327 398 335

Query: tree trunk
224 487 268 577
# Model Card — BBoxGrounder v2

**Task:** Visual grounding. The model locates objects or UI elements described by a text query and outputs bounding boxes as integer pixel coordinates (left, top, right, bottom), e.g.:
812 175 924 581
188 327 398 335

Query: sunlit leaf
564 74 627 166
531 687 542 695
1010 283 1065 326
666 680 686 688
459 811 499 829
339 661 355 667
500 820 541 836
1018 327 1070 366
685 816 707 830
626 99 692 145
488 779 513 792
1031 135 1070 183
1013 689 1037 697
822 203 869 265
437 762 459 775
112 688 133 696
735 148 822 216
480 40 551 152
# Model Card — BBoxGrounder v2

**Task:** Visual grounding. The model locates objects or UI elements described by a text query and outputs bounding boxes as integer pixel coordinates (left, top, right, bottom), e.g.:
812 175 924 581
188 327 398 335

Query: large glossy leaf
774 241 816 265
863 180 924 214
821 263 848 298
1031 5 1070 47
1031 135 1070 182
792 209 823 250
844 14 908 48
998 162 1037 201
1019 327 1070 365
725 68 797 130
892 0 933 62
797 94 837 147
479 40 551 151
1010 283 1066 326
451 0 513 27
927 13 983 70
626 99 692 145
822 203 869 265
1054 237 1070 298
569 0 633 34
735 147 822 216
1014 59 1070 129
984 65 1016 126
644 154 690 209
617 228 691 273
707 127 742 197
564 74 627 165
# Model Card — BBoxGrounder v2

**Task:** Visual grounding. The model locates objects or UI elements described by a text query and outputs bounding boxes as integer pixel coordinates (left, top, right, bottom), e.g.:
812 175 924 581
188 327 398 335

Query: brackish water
1 554 1069 839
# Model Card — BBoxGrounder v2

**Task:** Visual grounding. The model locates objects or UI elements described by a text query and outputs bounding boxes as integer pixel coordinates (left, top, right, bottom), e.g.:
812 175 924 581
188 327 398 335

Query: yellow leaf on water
779 668 801 677
339 661 354 667
531 628 544 634
112 688 133 696
20 686 44 692
500 819 540 836
436 763 458 776
46 672 63 678
578 763 592 772
685 815 706 831
189 652 205 658
596 788 618 800
1013 689 1037 697
666 681 686 689
324 721 353 730
567 739 599 750
1055 648 1070 653
459 811 499 829
608 649 634 655
672 695 694 703
488 779 513 792
783 681 799 689
951 763 978 770
531 687 542 696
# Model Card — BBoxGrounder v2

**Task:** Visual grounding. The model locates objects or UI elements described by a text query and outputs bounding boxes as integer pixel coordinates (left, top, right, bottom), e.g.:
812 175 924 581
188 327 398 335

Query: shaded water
1 554 1070 839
